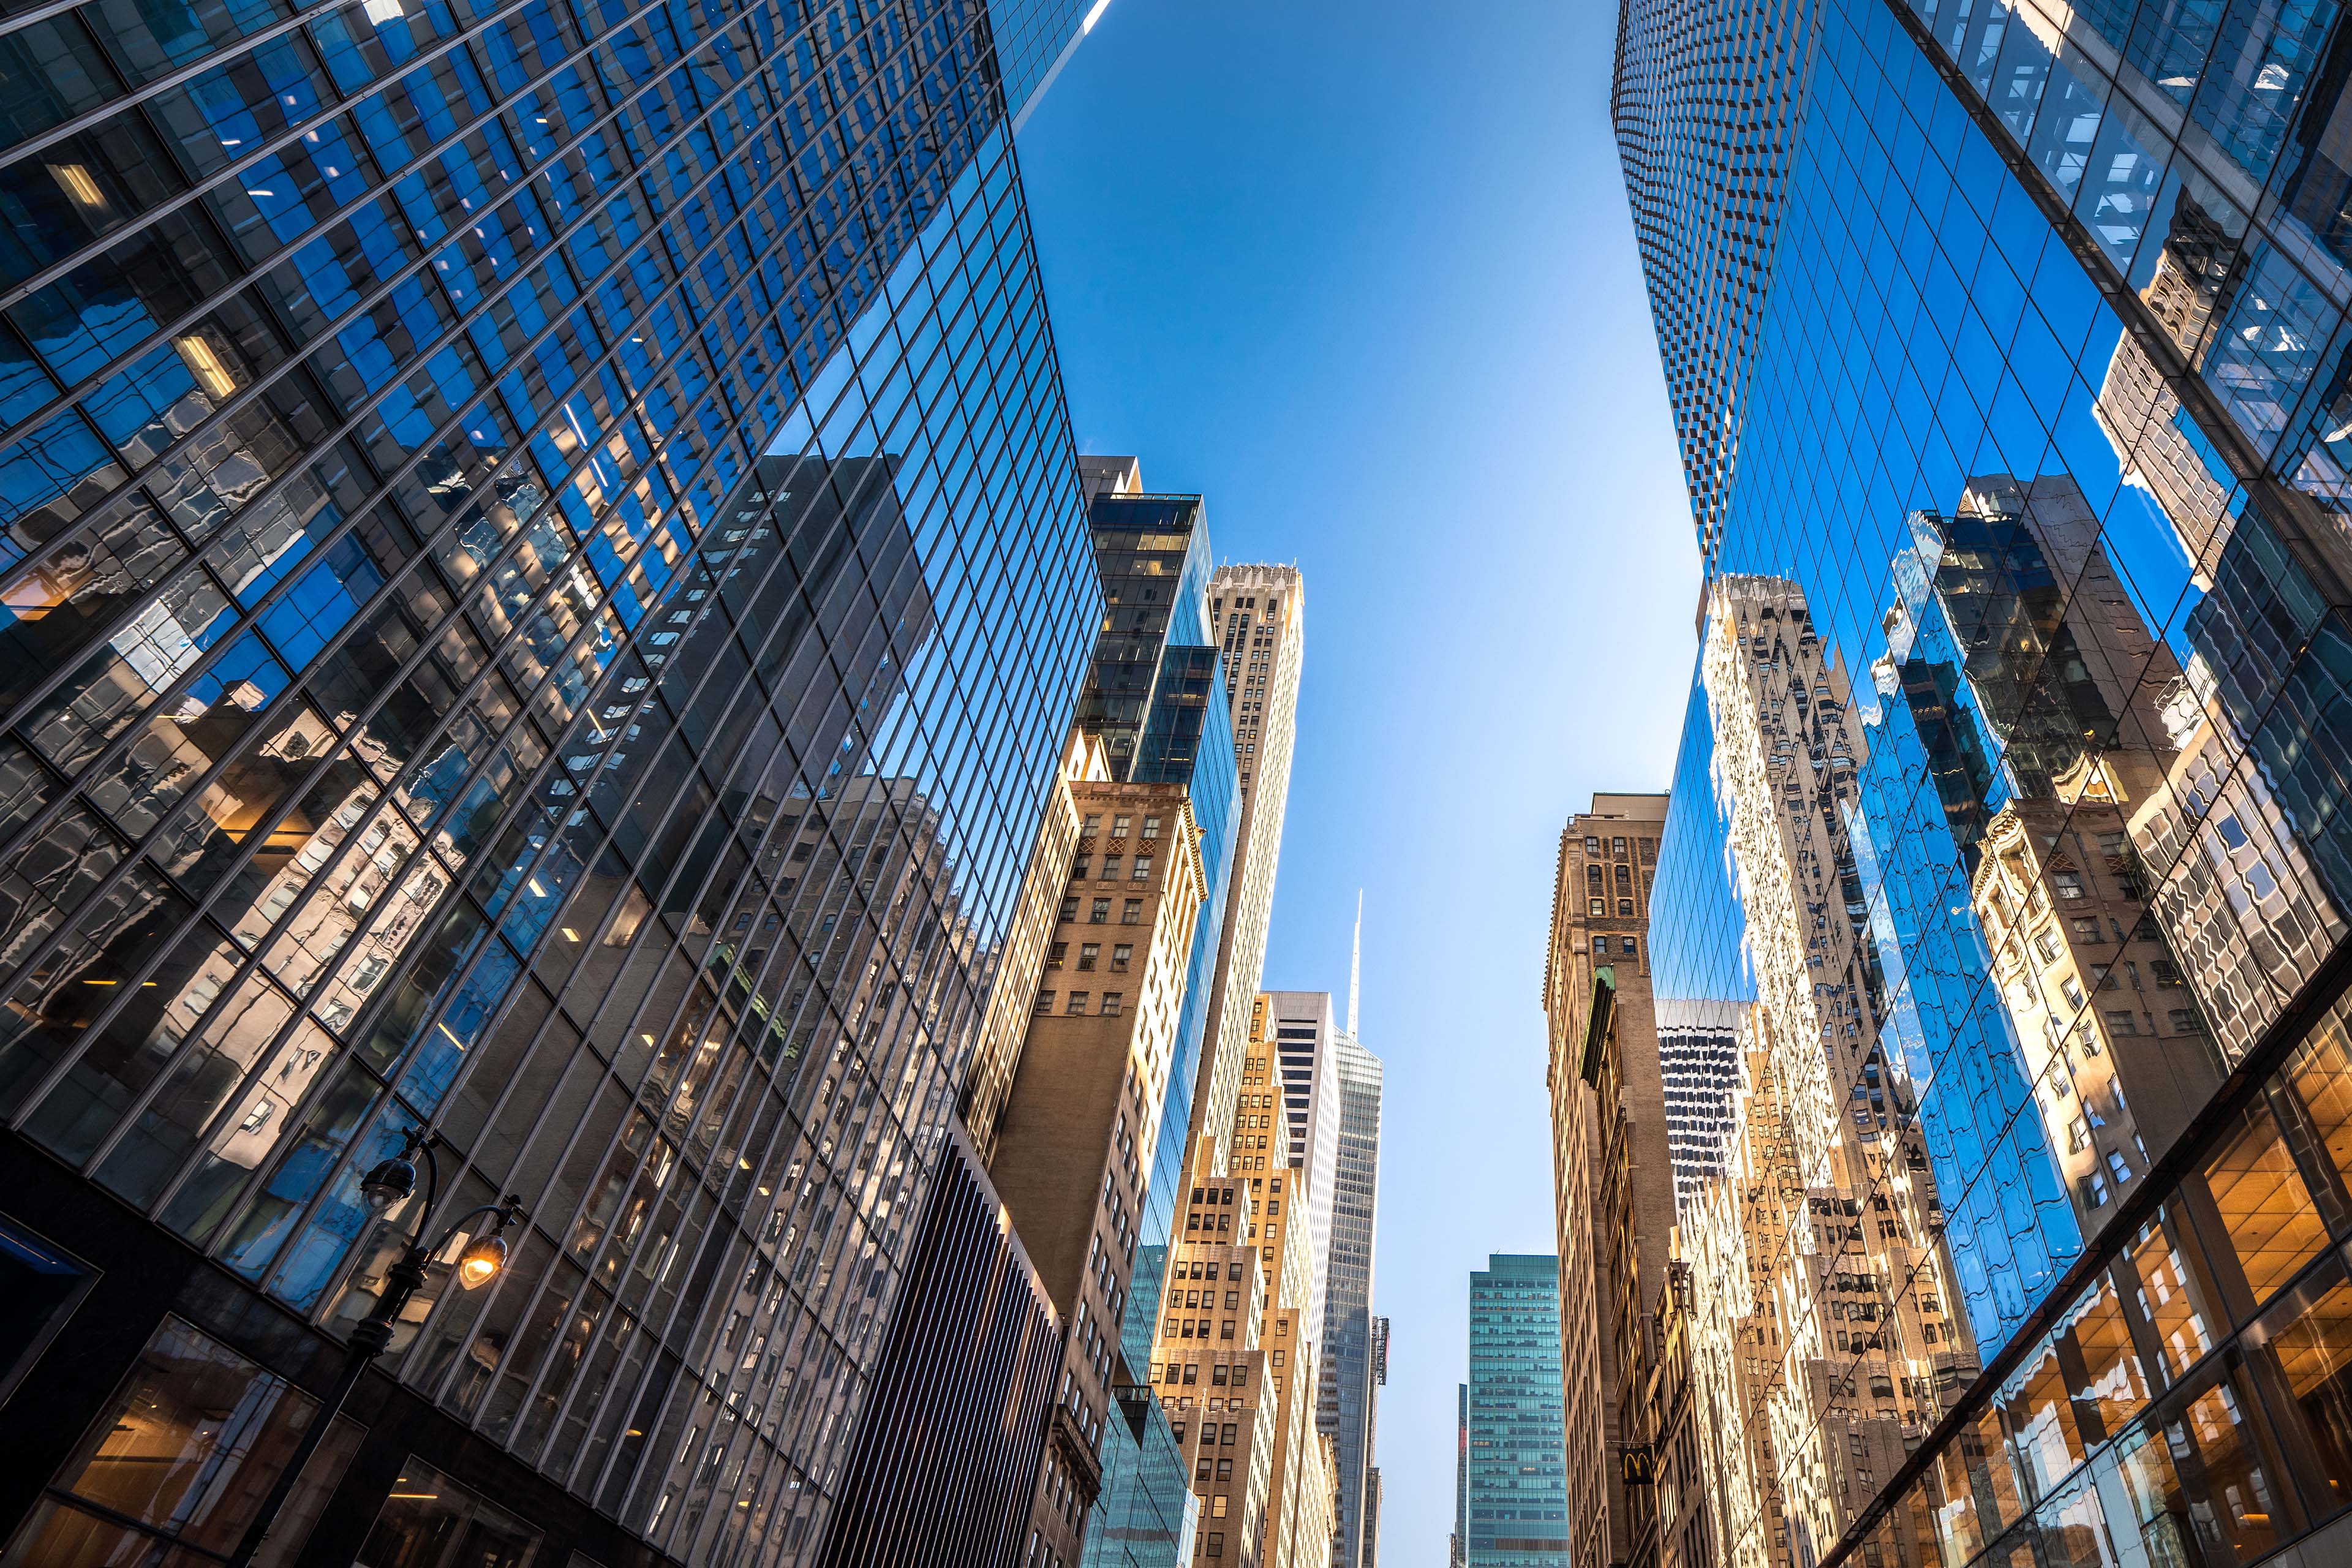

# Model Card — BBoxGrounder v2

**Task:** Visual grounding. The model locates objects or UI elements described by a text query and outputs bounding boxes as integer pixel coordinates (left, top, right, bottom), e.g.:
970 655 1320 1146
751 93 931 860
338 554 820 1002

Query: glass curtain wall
0 0 1104 1559
1622 0 2352 1556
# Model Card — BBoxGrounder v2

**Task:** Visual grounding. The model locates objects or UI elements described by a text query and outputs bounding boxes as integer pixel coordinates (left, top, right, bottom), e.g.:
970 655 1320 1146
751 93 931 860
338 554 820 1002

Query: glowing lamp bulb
456 1234 507 1290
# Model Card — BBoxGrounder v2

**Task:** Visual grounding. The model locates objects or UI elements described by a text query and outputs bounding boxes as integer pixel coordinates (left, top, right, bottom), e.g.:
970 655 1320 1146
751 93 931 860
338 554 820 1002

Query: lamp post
227 1126 523 1568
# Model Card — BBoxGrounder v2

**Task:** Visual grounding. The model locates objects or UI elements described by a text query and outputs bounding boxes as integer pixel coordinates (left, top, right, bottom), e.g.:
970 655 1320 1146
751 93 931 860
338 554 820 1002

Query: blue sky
1015 0 1699 1556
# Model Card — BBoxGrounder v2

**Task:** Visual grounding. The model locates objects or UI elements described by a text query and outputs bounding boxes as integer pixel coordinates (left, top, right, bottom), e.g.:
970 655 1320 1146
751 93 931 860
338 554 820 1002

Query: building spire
1348 889 1362 1039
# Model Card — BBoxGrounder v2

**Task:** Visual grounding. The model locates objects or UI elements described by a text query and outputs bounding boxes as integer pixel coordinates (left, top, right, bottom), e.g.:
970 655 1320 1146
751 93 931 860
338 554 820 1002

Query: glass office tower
0 0 1110 1563
1463 1254 1569 1568
1620 0 2352 1560
1071 480 1241 1566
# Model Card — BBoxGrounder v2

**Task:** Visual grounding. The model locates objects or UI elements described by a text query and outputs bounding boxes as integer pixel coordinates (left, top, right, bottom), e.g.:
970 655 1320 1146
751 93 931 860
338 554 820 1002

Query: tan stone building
989 777 1207 1566
1190 565 1306 1180
963 728 1110 1161
1544 793 1672 1568
1150 1166 1278 1566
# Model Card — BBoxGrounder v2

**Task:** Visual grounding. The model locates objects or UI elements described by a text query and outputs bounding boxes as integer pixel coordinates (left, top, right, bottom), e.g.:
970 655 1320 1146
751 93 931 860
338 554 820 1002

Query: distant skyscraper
1192 565 1305 1177
1319 913 1383 1568
1462 1255 1568 1567
1261 990 1341 1345
1452 1383 1469 1568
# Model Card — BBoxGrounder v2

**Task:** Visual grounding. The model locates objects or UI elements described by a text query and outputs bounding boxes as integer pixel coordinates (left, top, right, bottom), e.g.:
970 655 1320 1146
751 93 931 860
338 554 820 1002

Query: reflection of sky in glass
1652 670 1757 1010
1851 562 2082 1347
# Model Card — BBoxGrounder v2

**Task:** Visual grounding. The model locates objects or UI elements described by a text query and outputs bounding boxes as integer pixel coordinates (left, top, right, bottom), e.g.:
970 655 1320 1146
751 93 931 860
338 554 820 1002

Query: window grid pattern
0 0 1102 1558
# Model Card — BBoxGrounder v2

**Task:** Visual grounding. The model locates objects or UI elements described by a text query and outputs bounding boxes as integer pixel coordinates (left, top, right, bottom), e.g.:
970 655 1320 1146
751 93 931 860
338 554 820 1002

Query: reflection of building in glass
1616 0 2352 1558
0 11 1106 1554
1691 578 1982 1564
2128 660 2346 1059
2091 198 2242 579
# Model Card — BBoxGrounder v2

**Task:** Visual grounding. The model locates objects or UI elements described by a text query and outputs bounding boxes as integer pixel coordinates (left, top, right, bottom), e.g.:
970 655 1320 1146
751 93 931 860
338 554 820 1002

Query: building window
1113 815 1132 837
2169 1008 2208 1036
1143 816 1162 839
1082 815 1101 835
1072 855 1091 880
1068 992 1089 1014
1589 899 1605 916
1122 900 1142 924
1591 936 1608 956
1618 899 1634 916
1101 854 1122 880
1132 856 1152 880
2053 871 2086 900
1036 991 1055 1014
1111 944 1133 971
1585 835 1600 854
1586 865 1604 889
2105 1009 2138 1036
1207 1534 1223 1558
1061 897 1080 921
1613 836 1627 856
1102 993 1123 1017
0 1213 94 1406
1090 900 1110 924
1212 1496 1228 1518
355 1458 540 1567
7 1317 362 1568
1621 937 1637 956
1079 943 1099 971
1047 942 1067 970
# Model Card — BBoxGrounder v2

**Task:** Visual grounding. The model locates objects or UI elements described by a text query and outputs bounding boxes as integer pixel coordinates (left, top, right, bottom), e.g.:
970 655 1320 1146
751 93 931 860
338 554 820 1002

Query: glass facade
1618 0 2352 1556
1321 1028 1382 1568
1465 1253 1569 1567
0 0 1111 1558
1066 486 1243 1564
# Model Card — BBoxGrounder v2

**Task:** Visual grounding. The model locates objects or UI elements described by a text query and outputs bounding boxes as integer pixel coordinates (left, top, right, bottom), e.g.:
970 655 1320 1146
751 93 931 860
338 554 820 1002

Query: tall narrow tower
1191 565 1306 1175
1321 931 1385 1568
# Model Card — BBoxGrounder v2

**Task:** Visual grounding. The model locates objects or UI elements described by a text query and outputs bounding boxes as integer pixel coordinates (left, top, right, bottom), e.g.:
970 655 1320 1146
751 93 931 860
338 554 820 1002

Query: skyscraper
0 1 1113 1562
1261 989 1341 1346
1618 0 2352 1559
1452 1382 1470 1568
1319 916 1384 1568
1192 564 1304 1177
1462 1254 1568 1567
990 775 1210 1568
1541 794 1670 1568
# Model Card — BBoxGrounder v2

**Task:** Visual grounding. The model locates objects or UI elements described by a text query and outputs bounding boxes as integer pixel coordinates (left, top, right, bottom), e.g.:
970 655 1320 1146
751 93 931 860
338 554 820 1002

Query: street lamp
227 1126 524 1568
